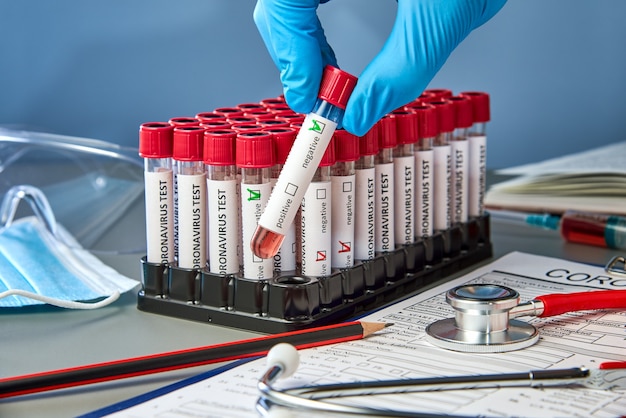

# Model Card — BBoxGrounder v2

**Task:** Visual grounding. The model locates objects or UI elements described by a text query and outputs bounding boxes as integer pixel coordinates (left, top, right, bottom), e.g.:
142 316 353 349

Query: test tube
449 96 473 225
139 122 175 265
265 127 298 273
331 129 359 269
429 100 454 232
354 124 379 261
236 131 275 280
204 129 239 276
173 126 207 270
298 137 335 277
412 104 438 239
252 65 358 259
169 117 200 127
391 110 418 245
375 115 396 253
460 91 490 218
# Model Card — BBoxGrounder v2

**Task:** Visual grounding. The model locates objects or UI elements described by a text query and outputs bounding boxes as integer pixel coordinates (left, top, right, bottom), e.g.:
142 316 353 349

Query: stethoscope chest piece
425 284 539 353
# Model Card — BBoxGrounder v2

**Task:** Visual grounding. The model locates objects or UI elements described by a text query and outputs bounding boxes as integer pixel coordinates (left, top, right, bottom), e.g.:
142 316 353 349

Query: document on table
107 252 626 418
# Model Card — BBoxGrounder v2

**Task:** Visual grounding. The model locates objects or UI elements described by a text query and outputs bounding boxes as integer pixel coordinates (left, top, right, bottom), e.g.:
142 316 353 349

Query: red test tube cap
200 120 232 131
173 126 205 161
377 115 397 149
196 112 226 123
333 129 359 162
139 122 174 158
412 104 439 139
429 100 455 133
203 129 237 166
391 110 418 144
264 127 297 165
460 91 491 123
259 119 290 129
169 117 200 127
359 123 380 156
449 96 474 129
214 107 245 118
424 88 453 100
318 65 358 110
236 131 274 168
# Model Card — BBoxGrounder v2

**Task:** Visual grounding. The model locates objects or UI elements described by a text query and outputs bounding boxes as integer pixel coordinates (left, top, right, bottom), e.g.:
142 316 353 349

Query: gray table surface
1 195 621 418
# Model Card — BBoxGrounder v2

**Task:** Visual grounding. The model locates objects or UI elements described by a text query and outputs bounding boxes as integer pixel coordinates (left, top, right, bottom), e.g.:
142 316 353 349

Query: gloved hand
253 0 506 136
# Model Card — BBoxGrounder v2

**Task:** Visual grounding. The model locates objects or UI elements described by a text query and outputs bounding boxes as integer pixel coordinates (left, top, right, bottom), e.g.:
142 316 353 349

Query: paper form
107 252 626 418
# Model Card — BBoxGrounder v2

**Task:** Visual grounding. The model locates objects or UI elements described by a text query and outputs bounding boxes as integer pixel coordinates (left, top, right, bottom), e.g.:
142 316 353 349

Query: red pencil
0 321 391 398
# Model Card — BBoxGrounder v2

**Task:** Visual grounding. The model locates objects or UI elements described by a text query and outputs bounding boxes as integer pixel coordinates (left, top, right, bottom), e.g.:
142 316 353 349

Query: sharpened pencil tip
384 322 394 328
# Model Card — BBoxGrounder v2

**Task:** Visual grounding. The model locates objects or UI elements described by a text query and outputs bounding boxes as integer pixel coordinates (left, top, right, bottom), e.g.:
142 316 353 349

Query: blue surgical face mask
0 186 138 309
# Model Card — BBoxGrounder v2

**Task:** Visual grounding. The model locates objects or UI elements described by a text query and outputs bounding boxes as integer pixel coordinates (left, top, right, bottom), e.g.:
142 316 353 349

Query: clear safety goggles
0 127 145 254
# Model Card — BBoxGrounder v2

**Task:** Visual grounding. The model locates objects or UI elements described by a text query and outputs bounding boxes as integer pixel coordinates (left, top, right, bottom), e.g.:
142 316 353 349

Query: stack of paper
485 141 626 215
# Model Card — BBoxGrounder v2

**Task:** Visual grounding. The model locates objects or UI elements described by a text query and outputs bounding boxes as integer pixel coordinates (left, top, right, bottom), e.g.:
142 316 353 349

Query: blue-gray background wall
2 0 625 169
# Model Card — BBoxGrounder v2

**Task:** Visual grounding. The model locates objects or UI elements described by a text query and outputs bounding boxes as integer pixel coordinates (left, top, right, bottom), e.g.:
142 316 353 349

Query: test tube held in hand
139 122 175 265
237 131 275 280
251 66 358 259
460 91 490 218
331 129 359 269
204 129 239 276
173 126 207 269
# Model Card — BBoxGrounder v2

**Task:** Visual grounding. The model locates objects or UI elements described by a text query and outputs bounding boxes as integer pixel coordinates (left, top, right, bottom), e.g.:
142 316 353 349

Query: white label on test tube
354 167 376 260
415 149 434 238
394 155 414 245
145 170 174 264
375 162 395 252
433 145 452 231
451 139 469 224
177 173 206 269
468 135 487 217
207 178 239 275
257 114 337 236
241 181 274 279
270 176 297 272
331 173 355 268
300 180 332 277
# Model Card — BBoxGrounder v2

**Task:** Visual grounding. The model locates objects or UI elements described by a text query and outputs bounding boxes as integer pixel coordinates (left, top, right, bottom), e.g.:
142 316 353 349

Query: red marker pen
204 129 239 276
139 122 175 265
236 131 275 280
391 110 418 245
354 124 379 261
252 66 357 259
173 126 207 270
460 91 490 218
375 115 396 253
331 129 359 269
412 105 438 239
265 127 298 273
298 136 335 277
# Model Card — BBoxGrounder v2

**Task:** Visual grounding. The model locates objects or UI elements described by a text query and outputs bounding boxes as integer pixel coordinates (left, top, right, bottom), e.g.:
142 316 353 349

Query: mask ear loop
0 289 120 309
0 185 60 241
0 185 123 309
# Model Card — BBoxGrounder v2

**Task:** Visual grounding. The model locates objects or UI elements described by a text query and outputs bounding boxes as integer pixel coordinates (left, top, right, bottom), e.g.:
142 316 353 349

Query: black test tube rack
137 215 492 333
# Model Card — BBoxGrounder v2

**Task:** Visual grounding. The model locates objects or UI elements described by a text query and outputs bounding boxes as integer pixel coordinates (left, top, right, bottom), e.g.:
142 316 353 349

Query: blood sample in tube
251 66 357 259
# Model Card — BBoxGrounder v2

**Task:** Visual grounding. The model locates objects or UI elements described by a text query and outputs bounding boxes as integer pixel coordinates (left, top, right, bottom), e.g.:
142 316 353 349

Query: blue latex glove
253 0 507 136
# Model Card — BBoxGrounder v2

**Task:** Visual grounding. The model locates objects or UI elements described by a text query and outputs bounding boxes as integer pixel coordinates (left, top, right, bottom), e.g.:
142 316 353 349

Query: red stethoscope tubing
536 289 626 317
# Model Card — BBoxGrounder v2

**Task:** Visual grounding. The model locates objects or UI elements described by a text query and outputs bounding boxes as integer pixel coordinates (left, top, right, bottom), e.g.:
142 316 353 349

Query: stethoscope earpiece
425 284 539 353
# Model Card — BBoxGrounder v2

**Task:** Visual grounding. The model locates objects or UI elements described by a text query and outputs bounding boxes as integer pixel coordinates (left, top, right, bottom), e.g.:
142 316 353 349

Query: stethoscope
256 285 626 417
425 284 626 353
